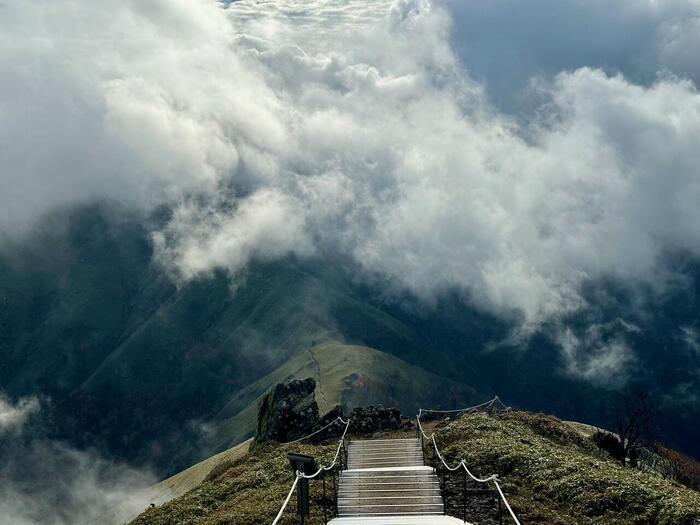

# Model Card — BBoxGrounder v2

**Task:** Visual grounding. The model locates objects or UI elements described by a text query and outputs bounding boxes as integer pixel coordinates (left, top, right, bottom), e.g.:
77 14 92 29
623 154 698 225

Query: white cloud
2 0 700 341
0 395 39 434
0 394 154 525
557 321 639 386
153 188 314 279
0 440 156 525
679 325 700 353
0 395 154 524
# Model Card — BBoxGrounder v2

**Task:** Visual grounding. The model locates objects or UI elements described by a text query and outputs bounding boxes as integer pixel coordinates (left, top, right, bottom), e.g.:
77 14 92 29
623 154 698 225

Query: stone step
348 448 422 454
348 456 423 460
328 514 471 525
339 492 442 498
349 457 423 462
350 438 419 443
341 484 438 490
342 468 434 475
341 474 437 479
349 447 421 452
339 483 441 491
340 496 444 505
348 456 422 462
348 463 423 470
349 452 422 457
348 464 424 470
349 443 421 448
339 504 445 515
340 484 439 492
349 448 420 452
342 474 435 480
348 444 420 448
339 438 443 519
349 452 421 456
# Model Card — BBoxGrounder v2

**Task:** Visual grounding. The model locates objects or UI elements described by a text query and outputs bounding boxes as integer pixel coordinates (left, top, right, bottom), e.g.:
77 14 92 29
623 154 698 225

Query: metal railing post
463 468 467 523
443 471 446 516
332 468 337 515
298 477 308 525
322 475 328 524
420 431 425 465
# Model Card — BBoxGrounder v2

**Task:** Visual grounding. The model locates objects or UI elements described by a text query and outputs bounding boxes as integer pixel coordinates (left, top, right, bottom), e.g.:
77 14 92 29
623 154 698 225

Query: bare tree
615 389 656 467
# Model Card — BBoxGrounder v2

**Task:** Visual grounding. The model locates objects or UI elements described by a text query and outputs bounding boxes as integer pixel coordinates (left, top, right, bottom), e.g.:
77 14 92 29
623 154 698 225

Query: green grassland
433 411 700 524
201 341 480 456
131 411 700 525
131 440 338 525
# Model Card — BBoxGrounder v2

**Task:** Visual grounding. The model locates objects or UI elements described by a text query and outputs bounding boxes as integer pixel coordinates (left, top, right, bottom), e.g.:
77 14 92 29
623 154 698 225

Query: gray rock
256 378 320 442
349 405 402 434
309 404 345 443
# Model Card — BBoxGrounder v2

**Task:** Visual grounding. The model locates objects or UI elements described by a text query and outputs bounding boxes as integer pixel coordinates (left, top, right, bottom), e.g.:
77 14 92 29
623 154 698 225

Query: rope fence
271 396 520 524
271 417 350 525
283 416 348 445
417 396 521 525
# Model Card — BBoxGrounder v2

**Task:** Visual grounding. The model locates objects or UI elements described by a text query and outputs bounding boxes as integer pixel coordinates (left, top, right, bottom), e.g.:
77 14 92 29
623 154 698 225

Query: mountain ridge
1 203 700 476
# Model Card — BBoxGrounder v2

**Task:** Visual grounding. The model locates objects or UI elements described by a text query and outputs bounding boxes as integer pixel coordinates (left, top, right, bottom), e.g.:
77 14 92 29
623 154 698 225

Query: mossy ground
130 441 338 525
131 411 700 525
433 411 700 524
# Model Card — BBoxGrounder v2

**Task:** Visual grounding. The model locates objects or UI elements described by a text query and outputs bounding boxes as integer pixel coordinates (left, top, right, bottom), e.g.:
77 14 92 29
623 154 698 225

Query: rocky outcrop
309 404 345 443
349 405 402 434
256 378 320 442
256 379 404 443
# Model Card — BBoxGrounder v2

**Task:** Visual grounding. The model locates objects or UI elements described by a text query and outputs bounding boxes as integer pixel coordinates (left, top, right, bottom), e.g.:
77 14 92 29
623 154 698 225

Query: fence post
420 431 425 465
322 474 328 524
463 468 467 523
332 468 337 516
298 477 308 525
498 490 503 525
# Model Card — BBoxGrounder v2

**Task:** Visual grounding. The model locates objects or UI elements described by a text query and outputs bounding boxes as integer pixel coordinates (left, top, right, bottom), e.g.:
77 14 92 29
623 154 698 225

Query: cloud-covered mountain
1 205 699 461
1 0 700 521
3 0 700 334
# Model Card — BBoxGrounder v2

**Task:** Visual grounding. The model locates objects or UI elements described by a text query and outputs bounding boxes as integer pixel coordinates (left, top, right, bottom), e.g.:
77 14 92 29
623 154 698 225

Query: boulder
256 378 320 442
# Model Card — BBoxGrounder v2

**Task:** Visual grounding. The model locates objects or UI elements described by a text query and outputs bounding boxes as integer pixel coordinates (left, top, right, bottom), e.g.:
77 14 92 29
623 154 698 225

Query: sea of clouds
1 0 700 373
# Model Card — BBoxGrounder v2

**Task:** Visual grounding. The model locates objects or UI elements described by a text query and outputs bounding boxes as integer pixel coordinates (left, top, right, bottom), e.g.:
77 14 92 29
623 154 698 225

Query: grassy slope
141 439 254 508
131 441 338 525
131 411 700 525
434 411 700 525
4 204 700 473
199 341 479 460
1 205 461 473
